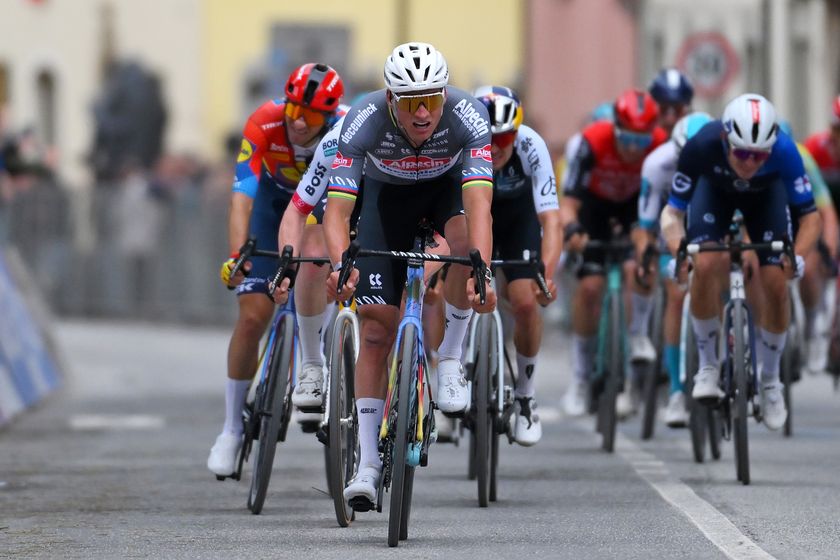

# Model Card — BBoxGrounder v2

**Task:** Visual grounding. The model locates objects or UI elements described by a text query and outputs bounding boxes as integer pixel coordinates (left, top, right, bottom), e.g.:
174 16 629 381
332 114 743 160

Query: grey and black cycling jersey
326 87 494 203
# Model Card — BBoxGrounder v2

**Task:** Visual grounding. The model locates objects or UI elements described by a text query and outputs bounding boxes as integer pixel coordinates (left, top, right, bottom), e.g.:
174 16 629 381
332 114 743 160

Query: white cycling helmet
672 111 713 151
722 93 778 151
383 42 449 93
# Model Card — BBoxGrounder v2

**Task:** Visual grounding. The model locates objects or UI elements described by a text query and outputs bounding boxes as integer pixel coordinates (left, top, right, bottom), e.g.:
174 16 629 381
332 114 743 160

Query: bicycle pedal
299 421 320 434
316 425 329 446
349 496 375 512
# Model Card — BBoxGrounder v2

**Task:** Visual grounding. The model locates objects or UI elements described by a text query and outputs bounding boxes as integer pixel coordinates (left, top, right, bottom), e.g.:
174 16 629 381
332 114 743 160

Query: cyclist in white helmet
661 93 821 430
323 42 497 510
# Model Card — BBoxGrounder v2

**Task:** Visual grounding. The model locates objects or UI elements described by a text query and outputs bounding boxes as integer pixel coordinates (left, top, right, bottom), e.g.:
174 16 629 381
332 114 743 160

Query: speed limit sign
676 32 740 98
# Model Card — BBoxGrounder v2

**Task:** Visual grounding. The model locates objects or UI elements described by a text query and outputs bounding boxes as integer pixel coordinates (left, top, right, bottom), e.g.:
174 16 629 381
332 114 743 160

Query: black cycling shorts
352 174 464 307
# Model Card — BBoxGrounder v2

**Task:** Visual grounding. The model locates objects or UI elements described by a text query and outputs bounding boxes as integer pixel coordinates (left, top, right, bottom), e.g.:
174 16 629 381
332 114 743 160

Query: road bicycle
221 240 327 514
337 223 488 547
462 251 551 507
676 237 792 484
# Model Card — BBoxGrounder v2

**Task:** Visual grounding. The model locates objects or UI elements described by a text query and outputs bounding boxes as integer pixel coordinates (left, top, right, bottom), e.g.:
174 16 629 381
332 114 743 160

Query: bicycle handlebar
490 250 552 301
337 241 490 305
674 237 794 280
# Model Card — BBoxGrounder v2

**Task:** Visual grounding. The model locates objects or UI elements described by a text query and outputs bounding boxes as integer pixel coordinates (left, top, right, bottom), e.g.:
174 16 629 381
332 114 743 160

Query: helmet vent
751 122 760 143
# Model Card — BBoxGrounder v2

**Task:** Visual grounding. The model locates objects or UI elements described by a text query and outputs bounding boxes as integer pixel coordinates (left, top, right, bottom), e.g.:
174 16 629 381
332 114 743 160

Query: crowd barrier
0 247 62 427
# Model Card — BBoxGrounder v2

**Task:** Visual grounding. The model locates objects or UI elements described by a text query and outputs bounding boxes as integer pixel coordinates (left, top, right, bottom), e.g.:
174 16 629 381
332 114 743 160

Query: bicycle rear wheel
707 406 722 460
327 313 358 527
731 302 750 485
600 293 622 453
388 323 418 547
248 313 295 514
473 315 495 507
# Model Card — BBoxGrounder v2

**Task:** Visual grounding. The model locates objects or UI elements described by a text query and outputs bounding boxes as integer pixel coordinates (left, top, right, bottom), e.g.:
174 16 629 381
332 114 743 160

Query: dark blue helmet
648 68 694 106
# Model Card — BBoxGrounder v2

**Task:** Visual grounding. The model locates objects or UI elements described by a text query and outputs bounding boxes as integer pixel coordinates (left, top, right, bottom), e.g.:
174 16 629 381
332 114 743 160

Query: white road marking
69 414 165 431
612 426 777 560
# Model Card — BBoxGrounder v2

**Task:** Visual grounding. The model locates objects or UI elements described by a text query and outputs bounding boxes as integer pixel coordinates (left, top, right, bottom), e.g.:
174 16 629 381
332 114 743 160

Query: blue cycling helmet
671 111 712 151
649 68 694 106
589 101 614 123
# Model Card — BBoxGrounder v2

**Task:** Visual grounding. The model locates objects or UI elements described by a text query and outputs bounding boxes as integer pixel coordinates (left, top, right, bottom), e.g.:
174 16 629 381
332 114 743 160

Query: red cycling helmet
831 94 840 126
614 88 659 133
285 63 344 112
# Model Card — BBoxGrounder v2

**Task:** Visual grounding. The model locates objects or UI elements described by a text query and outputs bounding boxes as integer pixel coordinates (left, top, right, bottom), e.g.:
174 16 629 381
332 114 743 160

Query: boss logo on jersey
453 99 490 138
470 145 492 162
332 152 353 169
237 139 254 163
671 172 692 194
341 102 377 143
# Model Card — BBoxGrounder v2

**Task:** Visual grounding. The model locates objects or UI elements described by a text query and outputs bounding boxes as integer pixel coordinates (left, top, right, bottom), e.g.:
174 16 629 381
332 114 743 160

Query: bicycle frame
594 257 628 378
380 256 430 458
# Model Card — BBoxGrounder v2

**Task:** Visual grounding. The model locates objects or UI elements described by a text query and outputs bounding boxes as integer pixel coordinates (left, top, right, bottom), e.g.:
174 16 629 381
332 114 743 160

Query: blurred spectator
89 61 167 183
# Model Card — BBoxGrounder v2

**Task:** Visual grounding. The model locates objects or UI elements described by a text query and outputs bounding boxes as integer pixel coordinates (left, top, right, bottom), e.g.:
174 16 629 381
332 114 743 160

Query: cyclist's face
389 89 445 147
285 114 323 147
490 134 516 171
727 145 768 180
657 102 689 135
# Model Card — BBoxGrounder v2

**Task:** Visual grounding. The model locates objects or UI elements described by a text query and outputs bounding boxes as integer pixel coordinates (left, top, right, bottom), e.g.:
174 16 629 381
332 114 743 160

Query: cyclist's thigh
685 176 732 245
739 180 790 266
237 189 290 296
492 193 541 282
353 179 424 307
578 193 635 273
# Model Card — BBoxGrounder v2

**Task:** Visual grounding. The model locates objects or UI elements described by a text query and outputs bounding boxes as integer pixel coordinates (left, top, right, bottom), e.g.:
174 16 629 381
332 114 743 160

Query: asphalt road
1 319 839 559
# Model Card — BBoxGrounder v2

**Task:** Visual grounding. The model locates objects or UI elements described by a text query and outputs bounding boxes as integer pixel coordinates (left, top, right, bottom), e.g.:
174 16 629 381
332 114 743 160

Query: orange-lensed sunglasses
392 91 446 113
284 102 328 127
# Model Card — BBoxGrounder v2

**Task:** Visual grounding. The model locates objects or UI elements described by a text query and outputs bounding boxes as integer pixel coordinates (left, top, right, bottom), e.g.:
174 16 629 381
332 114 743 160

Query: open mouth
412 121 431 131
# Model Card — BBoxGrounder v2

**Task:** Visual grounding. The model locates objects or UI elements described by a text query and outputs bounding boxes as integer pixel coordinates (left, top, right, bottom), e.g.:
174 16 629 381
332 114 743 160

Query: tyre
388 324 418 547
641 285 665 440
473 315 495 507
731 302 750 485
780 316 797 437
708 406 722 460
327 313 358 527
248 314 295 514
683 318 706 463
600 293 622 453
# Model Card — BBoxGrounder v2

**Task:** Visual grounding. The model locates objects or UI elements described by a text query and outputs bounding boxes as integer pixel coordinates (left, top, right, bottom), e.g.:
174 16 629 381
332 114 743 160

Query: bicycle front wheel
388 323 418 547
473 315 495 507
248 313 295 514
731 301 750 485
780 330 795 437
683 318 706 463
600 293 622 453
328 313 358 527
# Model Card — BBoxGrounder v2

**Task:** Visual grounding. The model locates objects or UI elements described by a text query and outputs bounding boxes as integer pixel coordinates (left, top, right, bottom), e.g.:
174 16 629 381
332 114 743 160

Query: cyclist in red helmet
207 63 347 479
804 95 840 218
560 88 667 419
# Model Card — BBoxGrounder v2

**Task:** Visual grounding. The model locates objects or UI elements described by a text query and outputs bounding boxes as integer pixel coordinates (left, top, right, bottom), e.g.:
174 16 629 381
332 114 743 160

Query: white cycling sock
629 292 654 336
297 310 327 364
356 398 384 470
758 328 786 383
572 334 594 381
691 315 720 369
223 378 251 436
515 353 537 398
437 303 473 361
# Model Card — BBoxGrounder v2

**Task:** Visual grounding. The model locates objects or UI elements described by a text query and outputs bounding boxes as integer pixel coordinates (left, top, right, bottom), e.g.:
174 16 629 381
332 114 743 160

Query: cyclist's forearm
323 197 354 267
463 186 493 263
559 196 580 229
538 209 562 273
795 211 822 257
660 205 685 255
820 205 839 257
631 226 654 257
228 193 253 254
278 207 308 256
